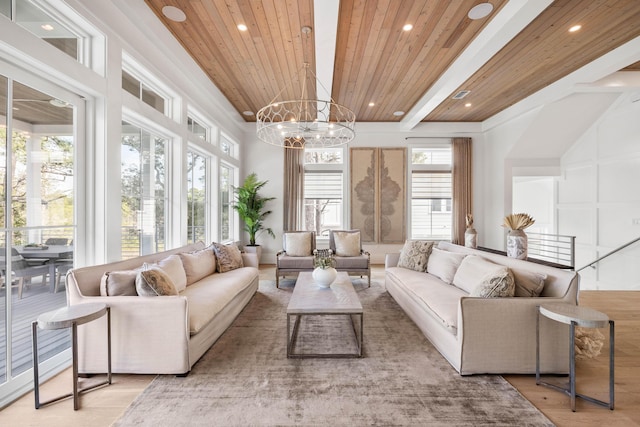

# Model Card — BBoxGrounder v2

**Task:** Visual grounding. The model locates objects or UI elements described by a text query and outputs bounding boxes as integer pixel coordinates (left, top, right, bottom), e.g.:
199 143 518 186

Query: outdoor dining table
17 245 74 292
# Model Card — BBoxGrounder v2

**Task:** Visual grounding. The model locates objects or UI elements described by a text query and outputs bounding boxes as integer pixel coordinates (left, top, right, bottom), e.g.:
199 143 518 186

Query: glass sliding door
1 75 77 393
121 121 168 259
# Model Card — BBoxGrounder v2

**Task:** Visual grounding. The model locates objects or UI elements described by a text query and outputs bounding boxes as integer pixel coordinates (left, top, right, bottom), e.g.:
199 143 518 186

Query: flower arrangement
313 250 336 269
502 213 535 231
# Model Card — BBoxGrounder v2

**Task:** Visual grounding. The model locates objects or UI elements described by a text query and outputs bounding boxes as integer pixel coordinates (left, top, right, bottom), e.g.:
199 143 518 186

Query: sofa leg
276 273 279 288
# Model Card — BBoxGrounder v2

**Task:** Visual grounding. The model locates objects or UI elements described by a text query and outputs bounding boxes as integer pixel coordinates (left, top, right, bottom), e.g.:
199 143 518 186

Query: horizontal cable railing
576 236 640 272
526 232 576 269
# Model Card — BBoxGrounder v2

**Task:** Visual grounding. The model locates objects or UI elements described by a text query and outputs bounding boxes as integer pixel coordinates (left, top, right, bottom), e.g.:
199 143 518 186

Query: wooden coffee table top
287 271 363 315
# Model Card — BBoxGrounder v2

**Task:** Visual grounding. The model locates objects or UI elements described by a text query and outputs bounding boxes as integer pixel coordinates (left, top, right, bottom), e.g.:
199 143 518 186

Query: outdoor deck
0 278 70 383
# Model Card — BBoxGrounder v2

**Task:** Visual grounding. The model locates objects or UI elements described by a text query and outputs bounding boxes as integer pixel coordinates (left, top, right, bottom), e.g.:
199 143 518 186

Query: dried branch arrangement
465 213 474 228
502 213 535 231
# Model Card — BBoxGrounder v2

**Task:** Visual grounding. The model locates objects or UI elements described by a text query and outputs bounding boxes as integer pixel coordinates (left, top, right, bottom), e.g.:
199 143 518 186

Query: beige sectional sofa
385 241 579 375
67 242 259 375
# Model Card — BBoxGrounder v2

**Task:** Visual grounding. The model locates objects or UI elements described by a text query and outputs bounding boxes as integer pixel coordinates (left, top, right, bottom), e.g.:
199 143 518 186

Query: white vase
312 267 337 288
465 228 477 248
506 229 528 259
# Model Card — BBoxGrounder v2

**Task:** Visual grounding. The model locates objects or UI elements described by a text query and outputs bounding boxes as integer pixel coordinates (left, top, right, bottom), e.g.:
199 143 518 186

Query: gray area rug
114 278 553 426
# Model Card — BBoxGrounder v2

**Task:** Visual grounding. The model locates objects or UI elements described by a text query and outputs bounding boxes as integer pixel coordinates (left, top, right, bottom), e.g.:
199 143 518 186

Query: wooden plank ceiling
145 0 640 124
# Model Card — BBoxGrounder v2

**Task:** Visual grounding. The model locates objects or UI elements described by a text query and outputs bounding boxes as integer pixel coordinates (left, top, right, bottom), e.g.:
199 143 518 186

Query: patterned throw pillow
397 240 434 272
470 268 515 298
143 254 187 292
333 231 361 257
211 242 244 273
285 232 313 257
135 267 178 296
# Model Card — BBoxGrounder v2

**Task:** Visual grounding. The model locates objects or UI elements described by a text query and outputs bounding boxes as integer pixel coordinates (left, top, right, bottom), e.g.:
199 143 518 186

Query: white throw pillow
426 248 467 285
285 232 313 257
333 231 361 257
179 246 217 286
453 255 506 294
144 254 187 292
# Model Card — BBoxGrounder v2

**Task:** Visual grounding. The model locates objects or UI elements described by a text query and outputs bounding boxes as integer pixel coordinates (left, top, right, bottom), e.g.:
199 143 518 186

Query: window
410 145 452 240
122 70 166 114
120 121 168 258
303 148 344 236
220 133 237 158
219 162 235 242
187 116 208 141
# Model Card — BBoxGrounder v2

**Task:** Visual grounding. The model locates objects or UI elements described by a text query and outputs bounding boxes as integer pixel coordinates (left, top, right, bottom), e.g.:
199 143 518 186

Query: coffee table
287 271 363 358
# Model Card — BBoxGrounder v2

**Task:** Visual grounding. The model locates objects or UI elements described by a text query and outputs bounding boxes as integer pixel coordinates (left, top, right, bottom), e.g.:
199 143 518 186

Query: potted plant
312 250 337 288
233 173 276 260
502 213 535 259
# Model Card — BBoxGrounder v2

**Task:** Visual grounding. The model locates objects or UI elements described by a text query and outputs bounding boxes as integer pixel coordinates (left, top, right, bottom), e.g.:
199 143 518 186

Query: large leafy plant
233 173 276 246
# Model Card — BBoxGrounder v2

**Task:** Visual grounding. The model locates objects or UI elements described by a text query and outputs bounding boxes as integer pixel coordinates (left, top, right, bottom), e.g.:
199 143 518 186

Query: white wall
559 92 640 290
243 122 484 264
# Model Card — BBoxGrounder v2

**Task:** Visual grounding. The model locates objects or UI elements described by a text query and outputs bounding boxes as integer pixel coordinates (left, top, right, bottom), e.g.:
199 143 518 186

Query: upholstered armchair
329 230 371 287
275 231 316 288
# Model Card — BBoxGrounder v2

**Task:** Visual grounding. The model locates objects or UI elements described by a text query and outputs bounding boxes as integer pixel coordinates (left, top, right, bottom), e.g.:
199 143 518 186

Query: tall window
219 163 235 242
410 146 452 240
121 121 168 258
303 148 344 236
187 150 207 243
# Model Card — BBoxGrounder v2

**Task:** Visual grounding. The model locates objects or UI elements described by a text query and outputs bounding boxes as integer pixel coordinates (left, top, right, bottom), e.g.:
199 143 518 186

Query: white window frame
187 108 217 144
122 52 177 120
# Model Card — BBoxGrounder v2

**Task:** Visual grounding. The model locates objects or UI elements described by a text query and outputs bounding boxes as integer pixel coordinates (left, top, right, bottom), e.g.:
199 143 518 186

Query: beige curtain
452 138 472 245
283 148 304 231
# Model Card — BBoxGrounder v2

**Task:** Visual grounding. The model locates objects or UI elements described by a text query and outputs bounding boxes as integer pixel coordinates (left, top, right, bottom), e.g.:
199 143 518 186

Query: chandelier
256 27 355 149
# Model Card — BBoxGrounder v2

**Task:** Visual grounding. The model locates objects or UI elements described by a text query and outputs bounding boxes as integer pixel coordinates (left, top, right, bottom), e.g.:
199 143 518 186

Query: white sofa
66 242 259 375
385 241 579 375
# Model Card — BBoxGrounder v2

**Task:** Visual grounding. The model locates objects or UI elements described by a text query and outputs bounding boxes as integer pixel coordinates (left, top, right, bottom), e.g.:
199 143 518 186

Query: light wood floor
1 266 638 426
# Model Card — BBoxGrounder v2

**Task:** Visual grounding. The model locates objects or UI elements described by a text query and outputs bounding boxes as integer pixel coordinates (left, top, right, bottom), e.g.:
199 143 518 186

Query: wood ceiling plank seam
341 0 373 109
259 0 301 106
330 0 354 107
174 9 246 108
286 0 317 101
229 0 283 113
237 1 287 114
333 0 366 112
349 0 398 119
203 1 267 112
298 0 317 101
186 2 258 113
424 0 637 121
376 1 461 121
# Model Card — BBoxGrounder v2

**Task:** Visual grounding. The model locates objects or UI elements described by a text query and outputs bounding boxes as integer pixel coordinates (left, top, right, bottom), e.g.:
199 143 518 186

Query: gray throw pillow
397 240 434 272
100 269 140 296
211 242 244 273
135 267 178 296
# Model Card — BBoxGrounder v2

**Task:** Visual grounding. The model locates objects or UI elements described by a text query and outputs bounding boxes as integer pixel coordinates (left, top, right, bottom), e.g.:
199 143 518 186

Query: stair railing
576 236 640 272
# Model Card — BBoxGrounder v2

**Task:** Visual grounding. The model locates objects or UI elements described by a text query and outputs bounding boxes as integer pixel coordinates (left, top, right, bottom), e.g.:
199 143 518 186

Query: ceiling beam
401 0 553 130
313 0 339 100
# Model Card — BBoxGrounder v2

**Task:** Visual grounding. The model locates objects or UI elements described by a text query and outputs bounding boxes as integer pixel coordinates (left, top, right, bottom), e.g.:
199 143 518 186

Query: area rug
114 278 553 426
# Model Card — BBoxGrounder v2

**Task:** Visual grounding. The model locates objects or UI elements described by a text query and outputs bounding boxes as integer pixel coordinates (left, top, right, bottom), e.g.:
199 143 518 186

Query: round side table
536 302 614 412
32 303 111 410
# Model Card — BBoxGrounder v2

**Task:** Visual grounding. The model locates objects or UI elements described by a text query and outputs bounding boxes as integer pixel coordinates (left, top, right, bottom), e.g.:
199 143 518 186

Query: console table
536 303 614 411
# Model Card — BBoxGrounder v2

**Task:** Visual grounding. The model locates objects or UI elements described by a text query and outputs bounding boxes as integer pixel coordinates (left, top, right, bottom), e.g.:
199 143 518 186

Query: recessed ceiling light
162 5 186 22
368 102 375 107
49 99 70 108
393 111 405 117
242 110 253 116
402 24 413 32
237 24 248 31
465 103 472 108
569 24 582 33
468 2 493 20
41 24 54 31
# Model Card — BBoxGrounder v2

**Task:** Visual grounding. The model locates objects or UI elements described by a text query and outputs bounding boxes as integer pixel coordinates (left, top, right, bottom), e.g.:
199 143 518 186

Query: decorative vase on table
464 228 477 248
506 229 528 259
312 267 337 288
